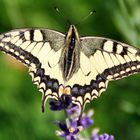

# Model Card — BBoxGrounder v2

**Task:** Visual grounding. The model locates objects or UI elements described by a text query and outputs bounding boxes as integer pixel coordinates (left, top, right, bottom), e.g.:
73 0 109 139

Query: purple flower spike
91 129 114 140
91 128 100 140
69 120 78 129
99 133 114 140
49 99 64 111
79 109 94 128
66 135 76 140
80 116 93 128
58 122 68 132
66 105 81 120
56 119 79 140
52 95 115 140
49 95 73 111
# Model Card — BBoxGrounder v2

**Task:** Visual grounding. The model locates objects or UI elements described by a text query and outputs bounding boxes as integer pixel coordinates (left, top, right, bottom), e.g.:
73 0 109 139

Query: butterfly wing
70 36 140 108
1 28 140 111
0 28 65 111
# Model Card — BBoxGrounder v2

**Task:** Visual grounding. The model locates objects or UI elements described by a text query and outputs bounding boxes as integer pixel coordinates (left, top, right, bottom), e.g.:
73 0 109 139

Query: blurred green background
0 0 140 139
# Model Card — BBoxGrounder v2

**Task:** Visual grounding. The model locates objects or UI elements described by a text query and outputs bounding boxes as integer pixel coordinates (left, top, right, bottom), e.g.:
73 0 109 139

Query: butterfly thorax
61 25 80 81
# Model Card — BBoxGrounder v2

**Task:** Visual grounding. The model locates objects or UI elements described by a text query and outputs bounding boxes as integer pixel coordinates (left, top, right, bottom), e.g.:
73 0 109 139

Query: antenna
75 10 96 26
54 6 70 22
54 6 72 31
54 7 96 29
82 10 96 22
54 6 61 14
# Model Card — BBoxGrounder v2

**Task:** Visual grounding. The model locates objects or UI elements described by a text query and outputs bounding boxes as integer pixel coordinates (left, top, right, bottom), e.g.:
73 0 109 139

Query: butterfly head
66 25 80 42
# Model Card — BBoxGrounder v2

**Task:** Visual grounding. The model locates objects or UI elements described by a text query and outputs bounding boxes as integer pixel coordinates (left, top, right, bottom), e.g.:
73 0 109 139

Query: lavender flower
49 95 115 140
80 110 94 128
55 105 80 139
53 100 94 139
56 119 79 140
49 95 72 111
91 129 114 140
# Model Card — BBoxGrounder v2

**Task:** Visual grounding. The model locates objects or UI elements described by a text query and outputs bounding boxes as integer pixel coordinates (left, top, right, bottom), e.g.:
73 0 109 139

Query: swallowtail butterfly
0 25 140 111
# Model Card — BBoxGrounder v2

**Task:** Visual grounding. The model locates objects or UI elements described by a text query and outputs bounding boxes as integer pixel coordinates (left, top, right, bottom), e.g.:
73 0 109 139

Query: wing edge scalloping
71 56 140 110
28 67 61 112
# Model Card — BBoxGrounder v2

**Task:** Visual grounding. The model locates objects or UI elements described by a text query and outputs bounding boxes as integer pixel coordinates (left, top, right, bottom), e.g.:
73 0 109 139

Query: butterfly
0 25 140 111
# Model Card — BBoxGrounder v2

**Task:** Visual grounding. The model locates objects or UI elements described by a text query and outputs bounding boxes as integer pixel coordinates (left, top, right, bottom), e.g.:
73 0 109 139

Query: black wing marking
0 29 65 111
1 29 140 111
70 37 140 108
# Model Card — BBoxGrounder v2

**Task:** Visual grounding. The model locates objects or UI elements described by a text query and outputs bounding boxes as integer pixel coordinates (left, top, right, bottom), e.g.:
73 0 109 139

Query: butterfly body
61 25 80 81
0 25 140 110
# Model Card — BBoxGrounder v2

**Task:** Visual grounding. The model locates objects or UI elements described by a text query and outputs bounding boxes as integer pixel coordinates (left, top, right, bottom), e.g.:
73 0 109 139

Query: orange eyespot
59 85 71 95
63 87 71 95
